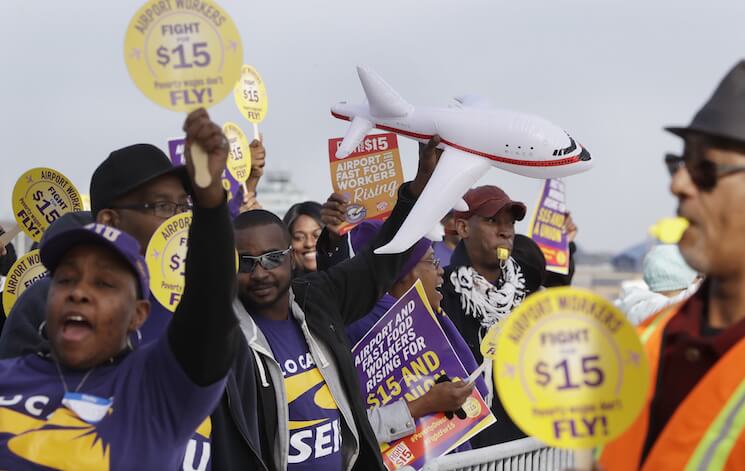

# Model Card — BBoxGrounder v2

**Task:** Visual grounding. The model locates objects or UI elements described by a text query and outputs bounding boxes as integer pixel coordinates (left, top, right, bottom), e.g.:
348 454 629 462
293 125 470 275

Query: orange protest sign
328 133 404 235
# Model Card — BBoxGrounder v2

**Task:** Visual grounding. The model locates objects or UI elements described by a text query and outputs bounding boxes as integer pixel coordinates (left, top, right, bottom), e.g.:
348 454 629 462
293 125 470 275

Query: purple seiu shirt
254 315 344 471
0 335 223 471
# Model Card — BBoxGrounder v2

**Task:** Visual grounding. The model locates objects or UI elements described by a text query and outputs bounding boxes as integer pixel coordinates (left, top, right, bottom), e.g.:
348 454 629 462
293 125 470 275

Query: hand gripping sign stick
124 0 244 189
1 168 84 247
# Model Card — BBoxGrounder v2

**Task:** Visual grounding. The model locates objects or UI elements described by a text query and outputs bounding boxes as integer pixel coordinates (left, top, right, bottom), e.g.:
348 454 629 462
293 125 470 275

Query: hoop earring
126 329 143 351
38 321 48 340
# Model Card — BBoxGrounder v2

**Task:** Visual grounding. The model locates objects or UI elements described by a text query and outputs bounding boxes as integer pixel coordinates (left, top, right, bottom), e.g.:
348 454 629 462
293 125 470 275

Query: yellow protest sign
223 122 251 183
495 287 649 449
146 212 238 311
124 0 243 112
3 250 48 315
146 212 192 312
233 64 268 124
12 168 84 242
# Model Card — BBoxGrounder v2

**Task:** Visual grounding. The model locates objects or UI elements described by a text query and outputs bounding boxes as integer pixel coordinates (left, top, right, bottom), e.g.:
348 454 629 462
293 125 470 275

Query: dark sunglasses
665 153 745 191
238 248 292 273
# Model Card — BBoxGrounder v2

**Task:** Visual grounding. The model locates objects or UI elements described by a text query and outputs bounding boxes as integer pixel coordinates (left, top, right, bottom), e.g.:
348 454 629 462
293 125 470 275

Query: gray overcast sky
1 0 744 252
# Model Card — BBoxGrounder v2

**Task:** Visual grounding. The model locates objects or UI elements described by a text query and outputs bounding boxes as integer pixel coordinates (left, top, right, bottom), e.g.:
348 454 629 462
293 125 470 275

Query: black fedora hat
666 60 745 145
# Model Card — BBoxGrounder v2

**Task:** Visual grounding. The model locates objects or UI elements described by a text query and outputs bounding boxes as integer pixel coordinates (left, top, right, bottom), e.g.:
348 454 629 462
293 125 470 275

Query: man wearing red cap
440 185 541 447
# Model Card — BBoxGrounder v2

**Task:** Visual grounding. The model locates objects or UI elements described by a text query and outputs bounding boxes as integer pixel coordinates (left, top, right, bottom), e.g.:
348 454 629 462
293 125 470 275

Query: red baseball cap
454 186 527 221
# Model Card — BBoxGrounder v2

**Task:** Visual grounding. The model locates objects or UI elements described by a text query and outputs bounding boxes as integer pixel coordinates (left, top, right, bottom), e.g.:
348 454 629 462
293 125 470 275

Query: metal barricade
420 437 575 471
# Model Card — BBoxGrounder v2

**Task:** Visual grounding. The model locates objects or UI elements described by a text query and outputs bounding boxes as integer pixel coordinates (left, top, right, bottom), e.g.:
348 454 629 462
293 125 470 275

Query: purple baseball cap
40 223 150 300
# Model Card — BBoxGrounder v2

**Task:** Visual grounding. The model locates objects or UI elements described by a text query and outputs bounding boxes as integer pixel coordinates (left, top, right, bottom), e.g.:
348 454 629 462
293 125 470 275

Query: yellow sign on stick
223 122 251 183
11 168 83 243
124 0 243 112
2 250 48 315
495 287 649 449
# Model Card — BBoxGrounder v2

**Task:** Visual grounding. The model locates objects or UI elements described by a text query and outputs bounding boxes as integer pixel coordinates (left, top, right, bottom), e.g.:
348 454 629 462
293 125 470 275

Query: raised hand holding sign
124 0 243 188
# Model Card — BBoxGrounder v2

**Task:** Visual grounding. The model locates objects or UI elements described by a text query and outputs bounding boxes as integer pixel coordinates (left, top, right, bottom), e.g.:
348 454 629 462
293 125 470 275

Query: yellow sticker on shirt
495 287 649 449
233 64 268 123
2 250 48 315
146 212 192 312
12 168 84 242
124 0 243 111
222 122 251 183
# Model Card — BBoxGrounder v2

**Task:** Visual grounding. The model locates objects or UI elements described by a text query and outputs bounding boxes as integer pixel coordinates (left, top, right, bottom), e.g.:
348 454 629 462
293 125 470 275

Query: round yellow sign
146 212 192 312
12 168 84 242
3 250 49 315
495 287 649 449
223 122 251 183
124 0 243 112
233 64 268 123
146 212 238 311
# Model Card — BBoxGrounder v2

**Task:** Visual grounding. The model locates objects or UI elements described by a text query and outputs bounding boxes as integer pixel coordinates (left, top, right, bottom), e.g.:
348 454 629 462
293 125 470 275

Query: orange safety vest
599 304 745 471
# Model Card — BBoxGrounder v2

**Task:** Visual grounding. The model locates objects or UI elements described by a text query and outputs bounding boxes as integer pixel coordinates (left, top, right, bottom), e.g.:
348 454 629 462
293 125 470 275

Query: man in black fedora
599 61 745 469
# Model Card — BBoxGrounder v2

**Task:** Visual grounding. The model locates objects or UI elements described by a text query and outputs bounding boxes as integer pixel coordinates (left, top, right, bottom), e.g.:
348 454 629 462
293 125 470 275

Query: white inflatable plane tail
336 66 414 158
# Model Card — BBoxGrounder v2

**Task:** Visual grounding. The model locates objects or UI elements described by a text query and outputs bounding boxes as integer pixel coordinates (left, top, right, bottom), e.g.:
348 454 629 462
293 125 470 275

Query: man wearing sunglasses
224 138 442 471
600 62 745 470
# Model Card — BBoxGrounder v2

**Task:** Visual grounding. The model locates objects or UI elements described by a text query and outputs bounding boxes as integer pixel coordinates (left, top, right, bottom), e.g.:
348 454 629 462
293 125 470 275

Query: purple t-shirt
0 335 223 471
253 315 343 471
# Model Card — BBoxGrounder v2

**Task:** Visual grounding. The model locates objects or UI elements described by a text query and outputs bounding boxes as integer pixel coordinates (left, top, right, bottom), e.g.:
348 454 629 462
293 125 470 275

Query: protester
316 218 482 445
0 143 193 356
0 120 268 470
615 244 699 325
228 137 441 470
283 201 324 275
432 211 460 267
600 60 745 470
0 108 238 470
0 212 92 352
440 185 547 447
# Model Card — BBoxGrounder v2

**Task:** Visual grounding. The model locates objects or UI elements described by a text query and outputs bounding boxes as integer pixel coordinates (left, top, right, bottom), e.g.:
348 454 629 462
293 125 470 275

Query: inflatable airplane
331 66 593 255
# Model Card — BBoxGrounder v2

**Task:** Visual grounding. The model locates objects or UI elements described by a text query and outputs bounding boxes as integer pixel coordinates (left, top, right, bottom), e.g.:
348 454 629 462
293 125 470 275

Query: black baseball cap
90 144 189 216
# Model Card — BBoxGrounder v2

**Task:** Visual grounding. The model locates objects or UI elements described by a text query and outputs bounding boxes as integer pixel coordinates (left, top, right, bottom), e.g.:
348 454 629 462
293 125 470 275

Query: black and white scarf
449 257 527 341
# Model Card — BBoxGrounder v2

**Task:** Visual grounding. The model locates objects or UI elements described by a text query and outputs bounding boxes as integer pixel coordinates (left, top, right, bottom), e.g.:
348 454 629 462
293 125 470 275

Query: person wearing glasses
0 108 237 470
315 217 483 447
599 61 745 470
0 138 234 470
224 138 442 471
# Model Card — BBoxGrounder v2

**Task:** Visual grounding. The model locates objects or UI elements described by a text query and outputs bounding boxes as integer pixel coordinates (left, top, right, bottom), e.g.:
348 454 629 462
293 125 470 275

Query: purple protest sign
352 281 495 470
166 137 243 218
527 179 570 275
167 137 186 166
